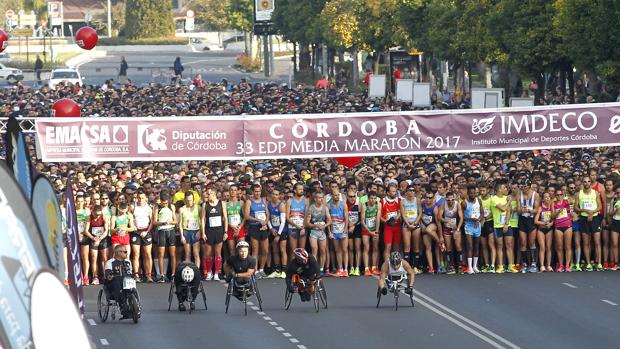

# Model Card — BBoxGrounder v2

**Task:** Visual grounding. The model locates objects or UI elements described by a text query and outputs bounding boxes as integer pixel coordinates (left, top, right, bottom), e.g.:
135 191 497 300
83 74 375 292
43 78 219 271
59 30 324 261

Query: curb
66 50 107 68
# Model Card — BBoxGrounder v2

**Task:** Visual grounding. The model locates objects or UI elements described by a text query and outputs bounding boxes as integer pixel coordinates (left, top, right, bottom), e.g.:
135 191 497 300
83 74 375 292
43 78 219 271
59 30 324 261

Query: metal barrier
0 117 37 134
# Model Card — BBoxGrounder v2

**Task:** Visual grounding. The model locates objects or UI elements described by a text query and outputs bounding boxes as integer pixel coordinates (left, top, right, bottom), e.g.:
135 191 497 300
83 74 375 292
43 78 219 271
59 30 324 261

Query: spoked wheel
254 282 263 311
97 289 109 322
284 288 293 310
225 283 232 314
167 283 175 311
318 280 327 309
410 292 415 307
243 289 248 316
129 294 140 323
313 288 320 313
376 287 382 308
188 290 196 315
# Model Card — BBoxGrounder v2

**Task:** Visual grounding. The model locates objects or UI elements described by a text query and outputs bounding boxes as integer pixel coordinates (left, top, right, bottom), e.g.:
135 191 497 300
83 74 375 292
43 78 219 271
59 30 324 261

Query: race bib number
405 209 417 220
209 216 222 227
483 208 490 218
255 211 267 221
422 215 432 224
77 221 85 233
387 211 397 220
332 221 345 234
583 202 594 211
365 217 376 228
187 218 199 230
499 213 506 225
123 278 136 290
448 218 457 226
557 209 568 219
471 207 480 220
271 215 281 227
349 211 359 225
542 212 551 222
135 215 149 229
92 227 104 237
229 214 241 226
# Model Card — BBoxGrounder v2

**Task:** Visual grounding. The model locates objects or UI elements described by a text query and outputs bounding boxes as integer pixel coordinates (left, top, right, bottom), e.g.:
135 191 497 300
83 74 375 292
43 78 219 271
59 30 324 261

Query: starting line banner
35 103 620 162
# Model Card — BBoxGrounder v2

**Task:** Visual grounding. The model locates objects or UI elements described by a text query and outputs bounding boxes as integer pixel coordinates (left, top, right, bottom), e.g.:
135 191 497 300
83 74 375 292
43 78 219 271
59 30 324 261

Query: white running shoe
207 272 213 280
473 267 480 274
213 273 220 281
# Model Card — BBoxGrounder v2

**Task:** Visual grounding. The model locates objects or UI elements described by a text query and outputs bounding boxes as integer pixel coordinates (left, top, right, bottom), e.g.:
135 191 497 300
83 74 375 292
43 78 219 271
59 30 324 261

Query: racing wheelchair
225 274 263 316
376 273 414 311
167 280 208 314
284 275 327 312
98 275 142 323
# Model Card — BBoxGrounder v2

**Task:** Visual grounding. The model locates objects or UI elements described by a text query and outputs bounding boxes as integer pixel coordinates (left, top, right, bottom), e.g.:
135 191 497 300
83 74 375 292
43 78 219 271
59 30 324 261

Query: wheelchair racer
224 241 257 300
285 248 321 302
173 261 202 311
378 252 415 296
104 245 135 319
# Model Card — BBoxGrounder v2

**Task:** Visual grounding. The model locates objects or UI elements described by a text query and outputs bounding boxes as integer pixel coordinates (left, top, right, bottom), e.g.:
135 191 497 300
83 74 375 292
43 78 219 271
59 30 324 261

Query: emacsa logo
472 116 496 135
609 115 620 134
137 125 168 154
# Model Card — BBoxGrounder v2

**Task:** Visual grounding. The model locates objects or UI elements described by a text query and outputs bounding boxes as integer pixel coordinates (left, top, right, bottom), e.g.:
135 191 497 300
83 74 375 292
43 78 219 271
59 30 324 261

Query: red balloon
0 30 8 53
75 26 98 50
52 99 81 117
336 156 364 169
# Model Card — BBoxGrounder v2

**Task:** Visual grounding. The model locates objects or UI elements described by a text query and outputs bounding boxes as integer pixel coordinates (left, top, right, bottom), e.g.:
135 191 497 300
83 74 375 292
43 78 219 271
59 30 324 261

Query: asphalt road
83 272 620 349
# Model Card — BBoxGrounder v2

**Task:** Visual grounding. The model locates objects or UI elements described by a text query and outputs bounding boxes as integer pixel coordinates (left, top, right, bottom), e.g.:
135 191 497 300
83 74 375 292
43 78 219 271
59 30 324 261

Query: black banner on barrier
31 175 65 278
65 180 85 315
4 116 33 201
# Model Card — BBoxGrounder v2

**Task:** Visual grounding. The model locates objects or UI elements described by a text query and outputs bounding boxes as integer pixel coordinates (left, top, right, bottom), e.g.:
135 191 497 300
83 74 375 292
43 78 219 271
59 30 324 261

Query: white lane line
269 321 278 326
290 338 300 343
602 299 618 306
282 333 292 337
413 289 522 349
257 311 266 315
275 327 285 331
297 346 307 349
562 283 577 289
100 339 109 346
262 316 272 320
251 306 260 311
87 318 96 326
247 301 254 306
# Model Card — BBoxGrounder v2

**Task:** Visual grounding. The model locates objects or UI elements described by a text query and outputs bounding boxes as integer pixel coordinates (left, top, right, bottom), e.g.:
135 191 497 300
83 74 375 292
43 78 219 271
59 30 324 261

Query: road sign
19 14 36 27
185 17 195 31
5 10 14 19
186 9 194 18
5 19 13 27
13 28 33 37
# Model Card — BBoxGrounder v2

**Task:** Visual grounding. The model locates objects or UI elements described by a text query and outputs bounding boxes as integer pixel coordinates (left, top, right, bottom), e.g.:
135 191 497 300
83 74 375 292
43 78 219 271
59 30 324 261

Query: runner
381 183 402 265
286 183 308 256
439 191 463 274
535 192 554 272
179 191 201 266
575 177 604 271
361 191 381 276
610 184 620 271
267 188 287 278
306 190 332 276
480 185 496 273
153 192 178 282
566 181 582 271
421 189 442 274
491 182 513 274
226 184 246 258
131 191 154 282
517 178 540 273
602 179 615 269
76 194 92 285
84 205 108 285
346 190 362 276
400 185 422 274
552 189 573 272
328 183 349 277
110 202 136 265
201 187 228 280
462 185 484 274
245 184 270 278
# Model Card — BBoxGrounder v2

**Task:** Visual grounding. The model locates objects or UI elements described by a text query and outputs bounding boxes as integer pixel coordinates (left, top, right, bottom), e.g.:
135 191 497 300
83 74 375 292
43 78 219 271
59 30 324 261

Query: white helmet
181 266 194 283
236 241 250 249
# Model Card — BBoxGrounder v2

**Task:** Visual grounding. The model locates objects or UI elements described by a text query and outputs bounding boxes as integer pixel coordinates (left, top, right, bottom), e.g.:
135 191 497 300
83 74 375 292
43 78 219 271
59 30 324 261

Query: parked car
190 38 224 51
48 67 84 88
0 52 13 62
0 63 24 84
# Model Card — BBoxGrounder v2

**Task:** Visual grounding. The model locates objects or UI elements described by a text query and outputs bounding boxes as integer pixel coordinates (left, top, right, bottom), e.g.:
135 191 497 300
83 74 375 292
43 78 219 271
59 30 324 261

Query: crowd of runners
20 146 618 285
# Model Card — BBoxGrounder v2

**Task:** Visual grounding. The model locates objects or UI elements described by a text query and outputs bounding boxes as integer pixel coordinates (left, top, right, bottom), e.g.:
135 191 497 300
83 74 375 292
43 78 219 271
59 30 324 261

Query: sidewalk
245 56 292 84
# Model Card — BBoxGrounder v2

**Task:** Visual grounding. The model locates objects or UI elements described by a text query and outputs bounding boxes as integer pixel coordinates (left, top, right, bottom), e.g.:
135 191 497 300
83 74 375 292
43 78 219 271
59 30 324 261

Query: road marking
602 299 618 306
290 338 300 343
247 301 254 306
297 346 307 349
269 321 278 326
100 339 109 346
87 318 96 326
262 316 272 320
275 327 285 331
252 306 260 311
413 289 522 349
562 283 577 289
283 333 292 337
257 311 266 315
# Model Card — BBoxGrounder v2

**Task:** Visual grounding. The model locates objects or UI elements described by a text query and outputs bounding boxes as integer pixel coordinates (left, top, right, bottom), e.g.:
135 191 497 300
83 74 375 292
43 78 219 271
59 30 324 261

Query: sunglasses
119 250 127 253
348 196 356 198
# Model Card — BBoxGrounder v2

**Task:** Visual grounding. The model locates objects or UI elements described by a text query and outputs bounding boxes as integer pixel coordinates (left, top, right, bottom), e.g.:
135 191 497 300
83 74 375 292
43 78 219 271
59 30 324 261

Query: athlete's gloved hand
381 287 388 295
405 286 413 295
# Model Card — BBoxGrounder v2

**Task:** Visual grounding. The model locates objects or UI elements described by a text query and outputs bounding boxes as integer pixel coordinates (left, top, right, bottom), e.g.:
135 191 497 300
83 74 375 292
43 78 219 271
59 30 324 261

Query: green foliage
272 0 326 44
125 0 175 39
195 0 230 31
111 1 126 36
226 0 253 32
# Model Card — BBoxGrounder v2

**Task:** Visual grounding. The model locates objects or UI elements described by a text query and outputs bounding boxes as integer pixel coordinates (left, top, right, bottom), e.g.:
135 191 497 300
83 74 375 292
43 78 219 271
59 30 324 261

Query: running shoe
547 266 553 272
206 271 213 280
354 267 361 276
413 267 422 275
349 267 356 276
333 270 342 277
557 264 564 272
473 266 480 274
324 269 331 277
91 277 100 285
540 266 547 272
596 263 604 272
438 265 446 274
528 264 538 273
364 267 372 276
427 266 435 274
585 263 594 272
509 264 519 273
521 263 528 274
267 271 280 279
480 265 489 273
467 267 474 275
158 275 166 283
603 262 609 270
495 266 504 274
564 264 571 273
610 263 619 271
459 266 467 274
146 274 154 283
63 279 69 286
372 266 380 275
488 265 496 274
213 273 220 281
447 266 456 275
82 276 89 286
280 271 287 279
342 270 349 277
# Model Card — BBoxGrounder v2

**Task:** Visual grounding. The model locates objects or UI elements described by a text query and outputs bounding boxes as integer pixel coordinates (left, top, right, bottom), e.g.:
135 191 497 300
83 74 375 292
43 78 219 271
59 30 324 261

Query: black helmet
389 252 402 266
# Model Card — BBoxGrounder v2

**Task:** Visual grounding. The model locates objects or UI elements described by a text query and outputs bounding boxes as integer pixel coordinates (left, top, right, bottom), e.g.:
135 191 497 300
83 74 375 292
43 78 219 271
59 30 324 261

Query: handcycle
376 273 414 311
284 275 327 313
225 274 263 316
98 275 142 323
167 280 208 314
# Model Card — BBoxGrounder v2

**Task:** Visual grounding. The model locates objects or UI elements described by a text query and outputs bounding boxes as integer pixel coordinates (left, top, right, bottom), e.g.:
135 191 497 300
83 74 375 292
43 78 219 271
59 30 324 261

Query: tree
125 0 175 39
194 0 230 31
226 0 253 55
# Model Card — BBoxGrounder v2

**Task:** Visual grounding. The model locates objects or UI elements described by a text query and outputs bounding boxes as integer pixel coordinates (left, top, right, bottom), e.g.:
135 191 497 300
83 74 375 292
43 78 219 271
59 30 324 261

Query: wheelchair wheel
225 282 232 314
254 281 263 311
318 280 327 309
129 294 139 324
376 287 382 308
394 288 399 311
313 288 320 313
284 288 293 310
410 292 415 307
167 283 175 311
97 289 109 322
243 289 248 316
200 282 208 310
